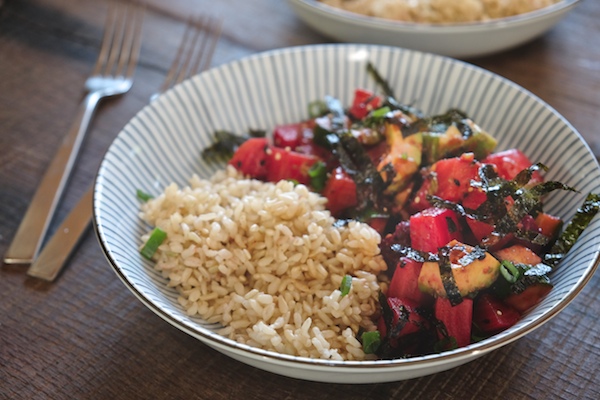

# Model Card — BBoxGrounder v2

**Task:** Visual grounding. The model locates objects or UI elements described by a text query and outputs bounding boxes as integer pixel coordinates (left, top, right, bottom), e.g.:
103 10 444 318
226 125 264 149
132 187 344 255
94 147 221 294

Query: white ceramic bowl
287 0 580 58
94 44 600 383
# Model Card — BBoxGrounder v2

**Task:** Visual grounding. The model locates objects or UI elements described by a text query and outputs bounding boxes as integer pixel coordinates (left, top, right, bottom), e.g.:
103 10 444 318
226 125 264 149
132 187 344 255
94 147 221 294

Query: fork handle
4 91 102 264
27 186 93 281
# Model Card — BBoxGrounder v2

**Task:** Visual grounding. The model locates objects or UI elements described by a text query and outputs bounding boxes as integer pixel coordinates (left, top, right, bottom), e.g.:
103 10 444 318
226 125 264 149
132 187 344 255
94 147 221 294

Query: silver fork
27 16 223 281
4 1 144 265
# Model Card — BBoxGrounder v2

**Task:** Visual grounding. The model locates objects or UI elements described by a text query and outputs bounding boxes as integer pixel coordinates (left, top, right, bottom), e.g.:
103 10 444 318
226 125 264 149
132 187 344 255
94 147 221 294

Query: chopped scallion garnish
370 106 390 118
340 274 352 296
136 189 154 202
308 161 327 192
361 330 381 354
140 227 167 259
499 260 520 283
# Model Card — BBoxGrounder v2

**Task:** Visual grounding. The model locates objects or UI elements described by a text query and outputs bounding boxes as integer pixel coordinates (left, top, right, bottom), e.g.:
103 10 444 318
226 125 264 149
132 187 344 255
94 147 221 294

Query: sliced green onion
500 260 520 283
136 189 154 202
361 330 381 354
308 161 328 192
340 274 352 296
140 227 167 260
370 106 391 118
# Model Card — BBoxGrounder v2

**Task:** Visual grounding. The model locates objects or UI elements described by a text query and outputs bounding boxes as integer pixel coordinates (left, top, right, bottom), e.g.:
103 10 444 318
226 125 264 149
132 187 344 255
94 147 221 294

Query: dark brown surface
1 0 599 399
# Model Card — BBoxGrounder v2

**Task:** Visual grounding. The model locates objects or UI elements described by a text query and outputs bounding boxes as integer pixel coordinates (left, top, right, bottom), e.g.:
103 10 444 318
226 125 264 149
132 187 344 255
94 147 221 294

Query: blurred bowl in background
287 0 580 58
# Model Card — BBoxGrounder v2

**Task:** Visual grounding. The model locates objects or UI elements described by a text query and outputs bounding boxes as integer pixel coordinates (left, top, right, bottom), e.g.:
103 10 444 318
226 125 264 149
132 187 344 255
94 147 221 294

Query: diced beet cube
273 123 303 149
387 257 428 305
265 147 320 185
381 221 411 270
473 293 521 334
435 296 473 349
228 137 270 180
322 167 357 217
433 153 481 202
409 207 463 253
407 171 435 214
349 88 381 120
482 148 543 184
494 244 542 265
386 297 427 339
503 283 553 313
366 214 390 236
535 212 563 242
463 188 494 243
366 140 389 166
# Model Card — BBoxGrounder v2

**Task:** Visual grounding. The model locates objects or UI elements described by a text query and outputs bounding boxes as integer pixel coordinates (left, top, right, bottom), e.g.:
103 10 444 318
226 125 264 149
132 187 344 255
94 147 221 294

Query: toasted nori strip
438 246 463 306
405 108 473 138
388 243 438 263
495 179 577 235
366 62 424 121
202 129 266 160
545 192 600 267
326 131 387 211
313 94 388 212
431 164 578 236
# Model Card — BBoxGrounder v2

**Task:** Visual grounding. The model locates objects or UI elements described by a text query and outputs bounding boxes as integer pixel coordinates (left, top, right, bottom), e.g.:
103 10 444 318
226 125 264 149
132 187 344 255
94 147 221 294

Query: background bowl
287 0 580 58
94 44 600 383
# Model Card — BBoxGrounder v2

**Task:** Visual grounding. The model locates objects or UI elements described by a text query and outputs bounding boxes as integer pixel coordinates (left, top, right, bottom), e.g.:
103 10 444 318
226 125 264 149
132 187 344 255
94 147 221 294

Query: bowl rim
94 42 600 371
289 0 581 32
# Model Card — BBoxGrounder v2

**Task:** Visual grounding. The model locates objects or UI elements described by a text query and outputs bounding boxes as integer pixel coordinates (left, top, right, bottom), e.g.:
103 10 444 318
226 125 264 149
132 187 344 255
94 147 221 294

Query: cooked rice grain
321 0 560 24
140 166 388 360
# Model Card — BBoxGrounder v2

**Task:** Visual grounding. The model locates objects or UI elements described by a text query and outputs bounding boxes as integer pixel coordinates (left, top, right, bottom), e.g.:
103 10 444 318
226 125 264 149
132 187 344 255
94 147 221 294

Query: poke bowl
93 44 600 383
287 0 581 58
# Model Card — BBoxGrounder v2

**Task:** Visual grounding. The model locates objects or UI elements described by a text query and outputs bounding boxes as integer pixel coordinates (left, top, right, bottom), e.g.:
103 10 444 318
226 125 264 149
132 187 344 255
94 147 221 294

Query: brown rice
140 166 388 360
320 0 561 24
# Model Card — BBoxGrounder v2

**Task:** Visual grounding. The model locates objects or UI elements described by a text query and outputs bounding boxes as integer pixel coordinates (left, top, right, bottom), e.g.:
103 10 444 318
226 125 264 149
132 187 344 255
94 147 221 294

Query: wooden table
1 0 599 398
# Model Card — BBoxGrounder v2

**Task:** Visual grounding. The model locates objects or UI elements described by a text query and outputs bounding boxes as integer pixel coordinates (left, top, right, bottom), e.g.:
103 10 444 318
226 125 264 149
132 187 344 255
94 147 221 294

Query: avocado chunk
490 244 553 300
418 240 501 298
422 121 497 165
377 123 422 194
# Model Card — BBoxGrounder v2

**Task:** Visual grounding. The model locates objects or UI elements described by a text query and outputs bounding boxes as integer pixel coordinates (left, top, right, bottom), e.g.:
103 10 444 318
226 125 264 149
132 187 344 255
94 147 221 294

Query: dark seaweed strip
319 94 388 212
388 243 438 263
366 62 396 98
378 292 409 340
496 180 578 235
438 246 463 306
409 109 472 138
456 246 487 266
545 193 600 267
366 62 423 120
201 129 266 160
326 130 387 212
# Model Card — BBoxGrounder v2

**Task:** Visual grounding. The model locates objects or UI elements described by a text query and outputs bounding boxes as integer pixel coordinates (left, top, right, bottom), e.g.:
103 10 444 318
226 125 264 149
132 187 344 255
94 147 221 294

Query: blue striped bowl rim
93 44 600 380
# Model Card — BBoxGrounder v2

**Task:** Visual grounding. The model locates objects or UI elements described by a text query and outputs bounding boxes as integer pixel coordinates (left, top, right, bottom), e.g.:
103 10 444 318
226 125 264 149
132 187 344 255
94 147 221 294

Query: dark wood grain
1 0 599 399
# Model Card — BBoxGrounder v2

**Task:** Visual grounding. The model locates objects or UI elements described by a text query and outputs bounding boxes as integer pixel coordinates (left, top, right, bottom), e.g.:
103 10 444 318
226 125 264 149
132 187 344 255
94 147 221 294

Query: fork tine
91 2 119 77
118 2 145 78
160 18 200 93
159 16 222 94
93 1 144 78
187 17 223 79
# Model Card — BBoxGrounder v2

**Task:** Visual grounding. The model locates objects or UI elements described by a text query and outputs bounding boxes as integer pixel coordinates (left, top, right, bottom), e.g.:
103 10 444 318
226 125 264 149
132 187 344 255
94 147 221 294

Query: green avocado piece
422 121 497 165
418 240 501 298
378 123 422 194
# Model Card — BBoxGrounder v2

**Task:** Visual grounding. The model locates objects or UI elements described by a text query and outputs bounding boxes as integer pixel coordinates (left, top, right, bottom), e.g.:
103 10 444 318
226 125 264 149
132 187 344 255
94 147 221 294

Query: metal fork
4 1 144 265
27 16 223 281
